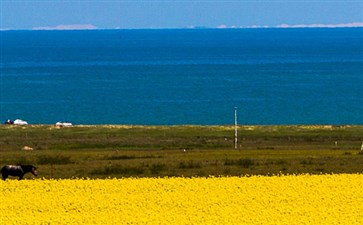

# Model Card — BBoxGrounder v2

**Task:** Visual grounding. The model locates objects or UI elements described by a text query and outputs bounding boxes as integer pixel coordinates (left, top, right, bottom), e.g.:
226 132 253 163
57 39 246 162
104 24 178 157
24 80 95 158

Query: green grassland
0 125 362 179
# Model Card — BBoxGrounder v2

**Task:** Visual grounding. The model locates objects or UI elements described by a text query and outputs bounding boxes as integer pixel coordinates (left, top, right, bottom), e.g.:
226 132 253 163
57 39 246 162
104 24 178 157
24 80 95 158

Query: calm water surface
0 28 362 125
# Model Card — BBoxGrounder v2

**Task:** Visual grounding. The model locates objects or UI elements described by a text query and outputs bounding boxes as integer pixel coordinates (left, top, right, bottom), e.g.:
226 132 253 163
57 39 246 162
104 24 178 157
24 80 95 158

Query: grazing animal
1 165 37 180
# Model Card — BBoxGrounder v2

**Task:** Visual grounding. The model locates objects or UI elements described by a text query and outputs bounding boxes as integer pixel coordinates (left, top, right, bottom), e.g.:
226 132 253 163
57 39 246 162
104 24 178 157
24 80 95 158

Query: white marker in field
234 107 238 149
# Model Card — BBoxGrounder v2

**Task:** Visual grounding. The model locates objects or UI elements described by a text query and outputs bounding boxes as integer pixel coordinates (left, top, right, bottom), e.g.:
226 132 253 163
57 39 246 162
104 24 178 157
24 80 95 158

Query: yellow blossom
1 174 362 224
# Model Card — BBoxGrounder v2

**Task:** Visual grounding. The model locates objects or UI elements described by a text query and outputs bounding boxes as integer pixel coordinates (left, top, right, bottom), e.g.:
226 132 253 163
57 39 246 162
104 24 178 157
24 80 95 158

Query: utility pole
234 107 238 149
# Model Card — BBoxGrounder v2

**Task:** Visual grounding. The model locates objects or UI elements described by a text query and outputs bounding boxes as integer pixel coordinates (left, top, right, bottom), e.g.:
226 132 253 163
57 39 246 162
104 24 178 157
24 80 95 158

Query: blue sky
1 1 362 30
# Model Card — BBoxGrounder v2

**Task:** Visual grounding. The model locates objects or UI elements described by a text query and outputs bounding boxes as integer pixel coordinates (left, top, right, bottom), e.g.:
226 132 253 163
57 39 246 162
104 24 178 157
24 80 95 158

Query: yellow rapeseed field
1 174 363 225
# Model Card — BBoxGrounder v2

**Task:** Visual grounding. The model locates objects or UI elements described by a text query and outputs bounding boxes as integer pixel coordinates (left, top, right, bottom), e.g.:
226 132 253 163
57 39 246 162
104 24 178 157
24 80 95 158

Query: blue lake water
0 28 362 125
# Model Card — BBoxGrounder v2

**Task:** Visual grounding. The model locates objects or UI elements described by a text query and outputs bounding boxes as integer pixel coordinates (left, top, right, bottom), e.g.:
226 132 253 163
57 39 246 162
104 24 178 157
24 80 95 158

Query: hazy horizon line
1 22 363 31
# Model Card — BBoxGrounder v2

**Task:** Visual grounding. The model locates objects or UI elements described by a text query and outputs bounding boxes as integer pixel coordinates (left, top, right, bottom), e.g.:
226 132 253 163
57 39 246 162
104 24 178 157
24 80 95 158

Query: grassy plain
0 125 362 179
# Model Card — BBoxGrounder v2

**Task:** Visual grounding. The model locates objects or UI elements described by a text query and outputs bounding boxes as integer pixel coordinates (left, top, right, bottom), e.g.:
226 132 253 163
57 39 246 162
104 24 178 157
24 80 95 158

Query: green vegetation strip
0 125 362 178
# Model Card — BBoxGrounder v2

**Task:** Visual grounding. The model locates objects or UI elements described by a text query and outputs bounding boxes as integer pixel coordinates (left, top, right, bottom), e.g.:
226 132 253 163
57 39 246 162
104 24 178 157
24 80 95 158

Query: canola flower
1 174 363 225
